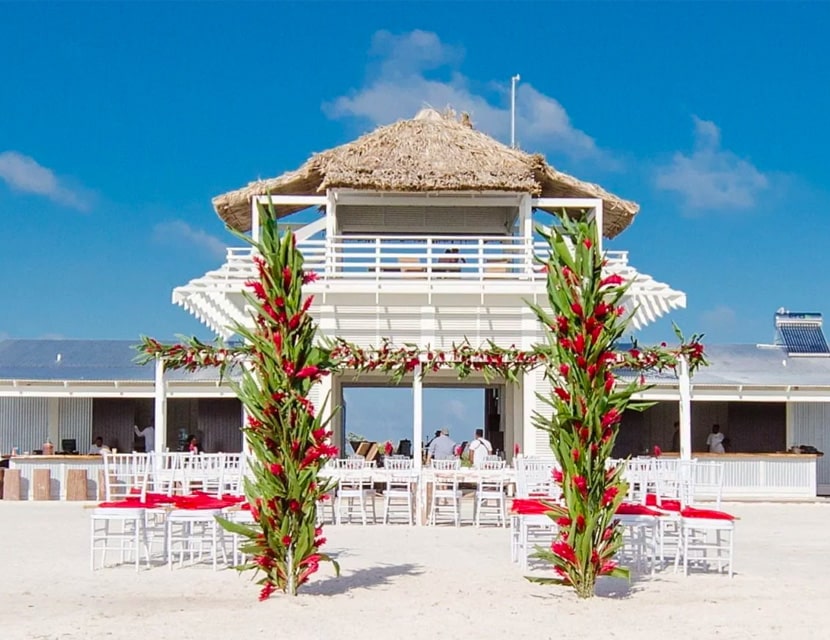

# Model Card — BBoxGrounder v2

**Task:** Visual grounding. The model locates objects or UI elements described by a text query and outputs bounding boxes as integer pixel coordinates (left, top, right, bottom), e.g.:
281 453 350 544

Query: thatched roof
213 109 639 238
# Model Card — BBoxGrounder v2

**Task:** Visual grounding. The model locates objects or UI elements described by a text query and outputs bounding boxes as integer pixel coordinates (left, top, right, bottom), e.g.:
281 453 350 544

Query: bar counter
661 452 818 499
9 455 104 500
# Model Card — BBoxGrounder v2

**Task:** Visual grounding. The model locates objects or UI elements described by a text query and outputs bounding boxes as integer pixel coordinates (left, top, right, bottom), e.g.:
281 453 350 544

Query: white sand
1 501 829 640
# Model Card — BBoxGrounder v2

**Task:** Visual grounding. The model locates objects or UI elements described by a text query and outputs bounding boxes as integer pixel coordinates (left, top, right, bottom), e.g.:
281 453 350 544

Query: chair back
692 460 724 508
384 457 413 471
515 456 558 498
336 457 366 470
430 458 460 471
102 452 152 502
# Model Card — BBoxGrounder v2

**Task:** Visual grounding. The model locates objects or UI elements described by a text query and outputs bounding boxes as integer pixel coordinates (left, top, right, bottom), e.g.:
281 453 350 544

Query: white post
678 355 692 461
154 357 167 454
510 74 521 148
413 364 423 471
251 200 261 243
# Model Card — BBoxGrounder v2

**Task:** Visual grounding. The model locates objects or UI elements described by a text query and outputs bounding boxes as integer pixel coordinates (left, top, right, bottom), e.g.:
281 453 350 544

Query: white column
413 364 423 471
251 200 261 243
154 357 167 454
678 355 692 461
47 398 60 447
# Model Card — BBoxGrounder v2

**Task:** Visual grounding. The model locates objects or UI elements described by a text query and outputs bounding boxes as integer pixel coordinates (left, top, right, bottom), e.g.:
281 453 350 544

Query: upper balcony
174 228 685 338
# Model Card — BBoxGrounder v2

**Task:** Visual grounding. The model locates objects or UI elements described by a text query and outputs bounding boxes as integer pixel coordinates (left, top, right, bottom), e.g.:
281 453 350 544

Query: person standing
134 424 155 453
427 428 456 462
706 424 726 454
467 428 493 467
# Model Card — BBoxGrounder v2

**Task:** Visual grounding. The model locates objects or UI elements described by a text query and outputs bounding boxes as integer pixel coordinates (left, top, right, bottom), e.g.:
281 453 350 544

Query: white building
3 111 824 499
174 108 684 464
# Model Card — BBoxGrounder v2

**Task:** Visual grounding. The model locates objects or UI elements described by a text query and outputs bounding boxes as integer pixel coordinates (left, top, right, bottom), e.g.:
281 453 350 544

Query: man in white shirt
134 425 155 453
88 436 110 455
706 424 726 454
467 429 493 467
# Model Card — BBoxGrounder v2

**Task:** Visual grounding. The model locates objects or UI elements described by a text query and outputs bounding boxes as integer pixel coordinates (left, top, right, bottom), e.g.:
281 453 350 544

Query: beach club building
1 110 827 498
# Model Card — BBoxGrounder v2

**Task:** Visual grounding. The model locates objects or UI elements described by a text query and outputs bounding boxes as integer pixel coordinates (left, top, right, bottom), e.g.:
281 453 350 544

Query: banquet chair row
91 452 246 572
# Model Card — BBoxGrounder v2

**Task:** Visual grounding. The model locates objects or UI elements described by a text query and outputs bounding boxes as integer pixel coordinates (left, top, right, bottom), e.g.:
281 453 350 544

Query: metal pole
511 74 521 148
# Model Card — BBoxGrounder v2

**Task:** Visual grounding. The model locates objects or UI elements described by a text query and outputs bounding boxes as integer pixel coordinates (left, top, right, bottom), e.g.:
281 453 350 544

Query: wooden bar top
10 455 105 462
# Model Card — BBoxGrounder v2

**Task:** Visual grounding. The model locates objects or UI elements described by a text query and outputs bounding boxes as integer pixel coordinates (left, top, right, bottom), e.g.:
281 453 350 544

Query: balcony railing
224 234 630 285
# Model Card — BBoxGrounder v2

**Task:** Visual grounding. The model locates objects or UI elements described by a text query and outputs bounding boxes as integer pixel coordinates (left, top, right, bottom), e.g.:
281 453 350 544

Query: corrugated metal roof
630 343 830 387
0 340 224 382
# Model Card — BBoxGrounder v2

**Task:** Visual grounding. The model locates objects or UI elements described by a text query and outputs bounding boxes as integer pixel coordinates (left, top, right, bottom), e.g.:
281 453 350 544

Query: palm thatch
213 108 639 238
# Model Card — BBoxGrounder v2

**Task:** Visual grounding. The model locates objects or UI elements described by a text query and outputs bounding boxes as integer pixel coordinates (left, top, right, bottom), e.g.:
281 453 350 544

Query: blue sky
2 2 829 353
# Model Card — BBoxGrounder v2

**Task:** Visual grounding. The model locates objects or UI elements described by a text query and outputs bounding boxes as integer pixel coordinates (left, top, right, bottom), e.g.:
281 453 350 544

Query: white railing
224 234 630 285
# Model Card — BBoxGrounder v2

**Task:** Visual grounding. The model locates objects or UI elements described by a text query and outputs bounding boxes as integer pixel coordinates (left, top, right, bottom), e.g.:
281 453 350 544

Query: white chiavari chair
90 453 152 571
474 460 507 527
428 459 462 526
382 458 415 525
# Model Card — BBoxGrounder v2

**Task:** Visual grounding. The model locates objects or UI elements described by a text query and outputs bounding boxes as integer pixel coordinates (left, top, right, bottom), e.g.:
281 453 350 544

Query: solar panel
777 322 830 355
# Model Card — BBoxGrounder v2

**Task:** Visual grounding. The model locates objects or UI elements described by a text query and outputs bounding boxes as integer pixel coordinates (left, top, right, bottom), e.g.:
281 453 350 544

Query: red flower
599 560 618 575
594 302 611 319
571 448 580 462
513 443 520 456
384 441 394 456
288 500 301 513
573 334 585 355
572 475 588 497
653 445 662 457
601 486 619 507
552 540 577 564
281 535 292 545
259 582 276 601
245 280 268 300
510 499 552 515
571 303 584 318
556 516 572 527
302 271 318 284
576 514 585 531
583 238 592 249
282 266 292 288
296 366 320 379
559 363 570 377
601 408 622 428
269 463 283 476
604 373 615 393
552 469 564 483
554 387 571 402
600 274 624 288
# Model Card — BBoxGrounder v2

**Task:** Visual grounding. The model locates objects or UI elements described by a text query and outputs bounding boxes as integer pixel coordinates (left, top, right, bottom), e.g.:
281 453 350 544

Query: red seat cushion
681 507 735 520
616 503 663 516
171 495 236 510
645 494 681 511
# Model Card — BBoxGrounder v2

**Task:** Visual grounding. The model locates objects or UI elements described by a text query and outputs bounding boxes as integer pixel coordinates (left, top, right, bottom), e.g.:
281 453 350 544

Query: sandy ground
1 501 829 640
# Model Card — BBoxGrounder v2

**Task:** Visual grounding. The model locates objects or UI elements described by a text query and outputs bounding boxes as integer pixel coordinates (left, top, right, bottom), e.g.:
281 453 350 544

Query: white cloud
0 151 93 211
655 117 769 210
700 305 738 330
153 220 227 259
324 30 607 163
